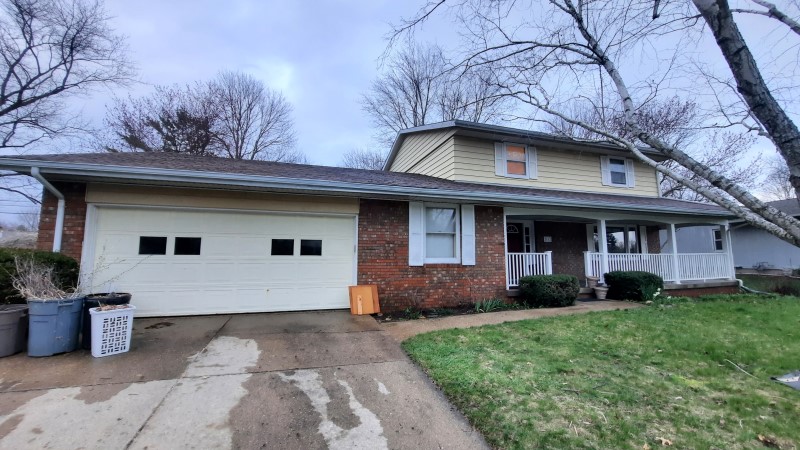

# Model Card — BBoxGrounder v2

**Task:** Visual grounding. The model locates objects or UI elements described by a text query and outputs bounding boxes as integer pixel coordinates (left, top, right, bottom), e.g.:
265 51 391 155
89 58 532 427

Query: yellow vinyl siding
86 183 360 214
453 137 659 197
390 130 456 179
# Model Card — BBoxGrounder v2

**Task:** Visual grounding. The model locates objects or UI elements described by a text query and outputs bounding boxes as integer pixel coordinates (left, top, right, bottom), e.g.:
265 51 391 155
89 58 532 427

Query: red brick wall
533 221 587 280
37 182 87 262
357 199 506 311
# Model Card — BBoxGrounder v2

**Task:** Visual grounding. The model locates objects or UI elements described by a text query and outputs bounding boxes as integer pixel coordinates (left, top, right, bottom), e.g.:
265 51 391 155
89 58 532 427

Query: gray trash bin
27 297 84 357
0 305 28 357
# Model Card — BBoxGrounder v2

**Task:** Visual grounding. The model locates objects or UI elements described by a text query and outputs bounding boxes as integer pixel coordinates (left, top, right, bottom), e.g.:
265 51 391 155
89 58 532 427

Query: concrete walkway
382 300 640 341
0 311 487 450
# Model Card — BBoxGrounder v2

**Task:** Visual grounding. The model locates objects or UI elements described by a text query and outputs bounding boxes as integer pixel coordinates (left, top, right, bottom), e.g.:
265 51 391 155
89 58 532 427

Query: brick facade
357 199 507 311
37 182 87 262
533 221 587 280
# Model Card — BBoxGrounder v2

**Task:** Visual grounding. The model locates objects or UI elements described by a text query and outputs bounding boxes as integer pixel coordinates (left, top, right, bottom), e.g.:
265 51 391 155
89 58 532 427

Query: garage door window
300 239 322 256
139 236 167 255
174 237 202 255
271 239 294 255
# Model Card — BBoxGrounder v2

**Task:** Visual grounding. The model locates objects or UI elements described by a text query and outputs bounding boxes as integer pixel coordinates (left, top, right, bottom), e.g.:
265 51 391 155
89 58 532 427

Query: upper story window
601 156 635 188
494 142 537 179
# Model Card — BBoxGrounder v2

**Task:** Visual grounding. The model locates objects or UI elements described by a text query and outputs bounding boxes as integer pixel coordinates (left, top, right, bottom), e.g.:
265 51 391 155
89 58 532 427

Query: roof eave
1 158 730 218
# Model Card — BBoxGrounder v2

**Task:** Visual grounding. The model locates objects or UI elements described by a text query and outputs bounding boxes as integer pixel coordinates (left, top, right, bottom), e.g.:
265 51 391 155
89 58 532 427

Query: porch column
722 224 736 279
599 219 609 282
668 223 681 284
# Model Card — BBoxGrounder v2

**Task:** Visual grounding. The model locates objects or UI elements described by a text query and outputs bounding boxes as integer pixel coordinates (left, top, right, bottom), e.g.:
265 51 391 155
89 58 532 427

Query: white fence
584 252 733 283
506 252 553 288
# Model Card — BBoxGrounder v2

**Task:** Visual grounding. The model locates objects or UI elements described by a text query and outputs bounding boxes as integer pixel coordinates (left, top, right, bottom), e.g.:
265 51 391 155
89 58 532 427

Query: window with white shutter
494 142 537 180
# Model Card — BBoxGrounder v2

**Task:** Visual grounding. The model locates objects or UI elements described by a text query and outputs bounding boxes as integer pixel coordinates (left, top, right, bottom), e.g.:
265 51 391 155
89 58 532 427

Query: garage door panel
91 208 356 316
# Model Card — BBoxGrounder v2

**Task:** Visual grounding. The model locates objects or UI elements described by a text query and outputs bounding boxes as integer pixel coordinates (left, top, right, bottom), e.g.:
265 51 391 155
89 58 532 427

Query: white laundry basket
89 305 136 357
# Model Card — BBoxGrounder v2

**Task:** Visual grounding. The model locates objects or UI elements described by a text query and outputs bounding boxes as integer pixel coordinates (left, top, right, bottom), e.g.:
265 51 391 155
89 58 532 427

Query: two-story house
0 121 739 316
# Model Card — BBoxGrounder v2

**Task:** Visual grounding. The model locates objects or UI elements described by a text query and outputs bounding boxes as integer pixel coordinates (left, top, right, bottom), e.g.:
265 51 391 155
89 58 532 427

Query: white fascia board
1 158 730 218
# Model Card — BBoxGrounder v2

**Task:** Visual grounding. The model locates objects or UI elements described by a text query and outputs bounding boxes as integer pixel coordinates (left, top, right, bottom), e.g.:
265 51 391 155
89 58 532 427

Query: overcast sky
72 0 434 166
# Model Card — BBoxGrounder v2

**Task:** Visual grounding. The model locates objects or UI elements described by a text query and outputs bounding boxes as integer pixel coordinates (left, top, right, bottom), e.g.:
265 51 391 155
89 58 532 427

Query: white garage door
88 207 357 316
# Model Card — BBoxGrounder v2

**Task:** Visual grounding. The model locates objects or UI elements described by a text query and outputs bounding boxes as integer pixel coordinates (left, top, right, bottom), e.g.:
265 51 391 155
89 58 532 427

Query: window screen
271 239 294 255
174 237 202 255
300 239 322 256
609 158 627 185
425 207 457 259
139 236 167 255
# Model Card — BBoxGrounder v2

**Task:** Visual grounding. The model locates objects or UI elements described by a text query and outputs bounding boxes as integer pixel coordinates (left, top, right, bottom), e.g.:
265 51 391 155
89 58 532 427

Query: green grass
403 295 800 449
739 274 800 296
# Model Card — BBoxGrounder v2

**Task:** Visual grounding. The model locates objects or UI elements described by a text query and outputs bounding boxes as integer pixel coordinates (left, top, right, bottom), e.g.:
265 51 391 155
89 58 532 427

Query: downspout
30 167 65 253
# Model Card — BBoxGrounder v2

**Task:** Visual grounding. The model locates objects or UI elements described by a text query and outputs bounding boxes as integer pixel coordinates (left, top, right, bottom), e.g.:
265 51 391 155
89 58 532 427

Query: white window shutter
461 205 476 266
625 159 636 188
494 142 505 176
526 146 538 179
600 156 611 186
408 202 424 266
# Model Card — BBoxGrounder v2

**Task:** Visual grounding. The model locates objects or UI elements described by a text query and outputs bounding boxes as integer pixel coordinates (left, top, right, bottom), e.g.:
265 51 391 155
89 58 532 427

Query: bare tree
104 84 216 155
363 43 507 145
340 148 387 170
18 207 39 231
0 0 133 202
761 155 796 200
209 71 303 162
392 0 800 247
103 72 306 163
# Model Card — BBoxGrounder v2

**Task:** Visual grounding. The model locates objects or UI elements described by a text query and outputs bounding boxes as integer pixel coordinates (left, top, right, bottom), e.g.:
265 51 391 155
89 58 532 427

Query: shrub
474 298 507 313
604 271 664 302
0 248 79 304
518 274 580 308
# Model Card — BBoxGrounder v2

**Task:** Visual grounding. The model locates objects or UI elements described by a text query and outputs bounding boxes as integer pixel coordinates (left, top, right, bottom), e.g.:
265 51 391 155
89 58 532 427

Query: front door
506 222 525 253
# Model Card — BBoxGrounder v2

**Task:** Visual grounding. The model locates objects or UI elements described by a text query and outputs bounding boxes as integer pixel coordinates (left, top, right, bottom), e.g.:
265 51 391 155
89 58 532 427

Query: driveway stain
278 369 388 450
144 321 173 330
128 336 261 449
75 383 129 404
0 381 173 449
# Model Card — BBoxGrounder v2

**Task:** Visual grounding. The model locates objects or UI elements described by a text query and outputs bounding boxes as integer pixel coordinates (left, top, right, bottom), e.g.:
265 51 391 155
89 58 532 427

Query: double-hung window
494 142 537 179
601 156 635 188
409 202 475 266
424 206 460 263
713 228 724 251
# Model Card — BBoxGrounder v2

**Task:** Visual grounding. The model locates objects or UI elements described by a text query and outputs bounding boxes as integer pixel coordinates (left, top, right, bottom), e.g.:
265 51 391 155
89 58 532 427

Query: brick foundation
37 182 87 262
357 199 506 312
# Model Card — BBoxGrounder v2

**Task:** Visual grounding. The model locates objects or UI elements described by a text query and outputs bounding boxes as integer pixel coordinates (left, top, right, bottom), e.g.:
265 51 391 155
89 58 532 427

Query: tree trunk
693 0 800 198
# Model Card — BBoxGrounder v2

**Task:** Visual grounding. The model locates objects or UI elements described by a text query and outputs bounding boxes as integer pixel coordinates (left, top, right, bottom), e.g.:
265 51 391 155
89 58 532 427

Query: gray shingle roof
0 152 729 216
767 198 800 216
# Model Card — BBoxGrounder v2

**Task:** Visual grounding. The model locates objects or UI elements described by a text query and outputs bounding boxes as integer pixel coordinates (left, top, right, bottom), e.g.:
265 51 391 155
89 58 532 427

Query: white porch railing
506 251 553 288
584 251 733 283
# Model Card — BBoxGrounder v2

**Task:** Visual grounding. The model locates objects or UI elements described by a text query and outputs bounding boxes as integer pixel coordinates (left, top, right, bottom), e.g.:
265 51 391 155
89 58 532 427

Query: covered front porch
504 206 736 290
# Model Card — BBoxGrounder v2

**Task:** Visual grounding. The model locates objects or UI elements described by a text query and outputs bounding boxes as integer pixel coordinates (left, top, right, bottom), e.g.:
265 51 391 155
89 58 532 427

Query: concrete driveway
0 311 487 449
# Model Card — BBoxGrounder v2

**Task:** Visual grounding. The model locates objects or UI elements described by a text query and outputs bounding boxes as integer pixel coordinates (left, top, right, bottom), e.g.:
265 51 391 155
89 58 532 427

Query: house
0 121 739 316
729 199 800 273
657 199 800 274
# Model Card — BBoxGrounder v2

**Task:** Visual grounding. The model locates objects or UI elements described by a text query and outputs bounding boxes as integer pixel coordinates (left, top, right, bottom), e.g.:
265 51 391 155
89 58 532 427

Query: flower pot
27 297 85 357
90 305 136 358
81 293 132 349
594 287 609 300
586 277 600 288
0 305 28 357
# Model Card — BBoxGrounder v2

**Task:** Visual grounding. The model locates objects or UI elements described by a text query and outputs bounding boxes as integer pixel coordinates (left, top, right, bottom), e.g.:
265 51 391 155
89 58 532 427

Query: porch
504 207 736 290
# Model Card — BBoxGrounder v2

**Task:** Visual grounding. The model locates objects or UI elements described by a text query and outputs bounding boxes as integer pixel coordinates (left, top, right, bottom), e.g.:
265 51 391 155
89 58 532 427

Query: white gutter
30 167 64 253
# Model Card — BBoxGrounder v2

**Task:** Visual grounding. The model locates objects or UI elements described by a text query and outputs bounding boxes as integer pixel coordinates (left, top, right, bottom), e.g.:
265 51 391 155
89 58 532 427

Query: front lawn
403 295 800 449
739 274 800 296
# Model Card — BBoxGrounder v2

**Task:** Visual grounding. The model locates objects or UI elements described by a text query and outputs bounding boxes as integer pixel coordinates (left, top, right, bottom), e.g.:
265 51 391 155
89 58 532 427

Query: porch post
668 223 681 283
723 224 736 279
599 219 609 283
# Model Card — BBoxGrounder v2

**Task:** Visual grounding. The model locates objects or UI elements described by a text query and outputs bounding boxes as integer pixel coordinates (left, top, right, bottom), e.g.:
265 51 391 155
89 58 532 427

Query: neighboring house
658 198 800 273
730 198 800 273
0 121 739 316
